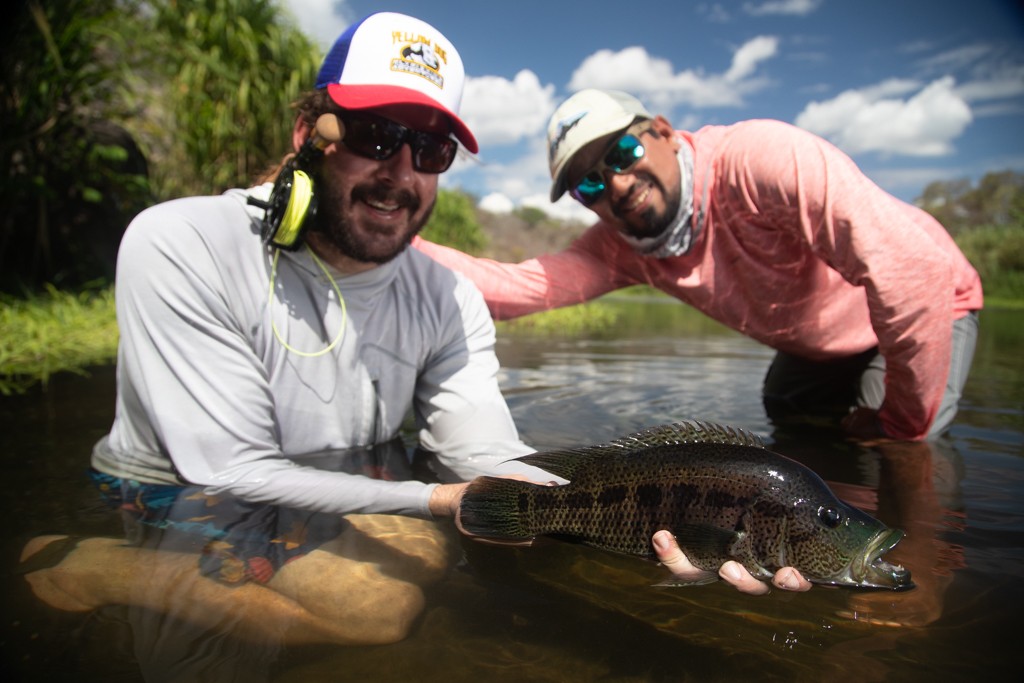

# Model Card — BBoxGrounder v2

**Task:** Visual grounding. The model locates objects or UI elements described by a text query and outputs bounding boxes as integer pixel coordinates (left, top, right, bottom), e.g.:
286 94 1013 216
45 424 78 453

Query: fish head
785 497 914 591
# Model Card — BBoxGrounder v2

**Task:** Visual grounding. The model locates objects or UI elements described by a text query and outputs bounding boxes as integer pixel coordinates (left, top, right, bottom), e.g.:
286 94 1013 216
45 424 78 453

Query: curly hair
292 89 346 131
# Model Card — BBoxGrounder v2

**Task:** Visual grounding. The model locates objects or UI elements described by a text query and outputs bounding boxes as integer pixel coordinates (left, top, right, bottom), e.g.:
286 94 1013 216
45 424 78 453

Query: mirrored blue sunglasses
569 133 646 206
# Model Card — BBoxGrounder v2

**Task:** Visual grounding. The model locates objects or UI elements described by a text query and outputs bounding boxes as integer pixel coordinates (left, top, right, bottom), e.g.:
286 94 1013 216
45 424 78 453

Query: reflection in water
805 439 971 682
4 304 1024 682
837 440 964 628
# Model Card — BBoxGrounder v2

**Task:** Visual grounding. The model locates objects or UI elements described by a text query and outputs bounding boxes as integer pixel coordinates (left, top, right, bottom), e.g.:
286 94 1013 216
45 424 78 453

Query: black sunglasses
339 111 458 174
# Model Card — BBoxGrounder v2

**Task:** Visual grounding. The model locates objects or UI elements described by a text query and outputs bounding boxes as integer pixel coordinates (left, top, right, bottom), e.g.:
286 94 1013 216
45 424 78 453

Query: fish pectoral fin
653 571 720 588
672 524 738 557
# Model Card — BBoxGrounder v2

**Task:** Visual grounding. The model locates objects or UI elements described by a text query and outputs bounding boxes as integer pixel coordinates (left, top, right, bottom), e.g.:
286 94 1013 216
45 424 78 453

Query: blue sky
281 0 1024 221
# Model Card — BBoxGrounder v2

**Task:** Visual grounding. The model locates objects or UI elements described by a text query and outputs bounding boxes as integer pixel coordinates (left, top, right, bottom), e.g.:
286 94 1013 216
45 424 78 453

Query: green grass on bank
0 286 119 395
498 300 621 336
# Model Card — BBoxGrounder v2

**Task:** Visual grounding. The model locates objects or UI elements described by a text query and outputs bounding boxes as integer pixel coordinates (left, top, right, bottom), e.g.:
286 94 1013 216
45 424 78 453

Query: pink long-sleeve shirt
416 120 983 440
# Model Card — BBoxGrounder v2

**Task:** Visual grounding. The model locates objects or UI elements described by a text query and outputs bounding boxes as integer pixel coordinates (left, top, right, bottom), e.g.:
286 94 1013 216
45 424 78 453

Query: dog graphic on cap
402 43 440 72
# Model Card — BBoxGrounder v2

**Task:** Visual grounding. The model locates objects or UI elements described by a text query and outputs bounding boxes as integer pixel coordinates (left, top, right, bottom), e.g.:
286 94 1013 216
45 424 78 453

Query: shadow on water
2 302 1023 682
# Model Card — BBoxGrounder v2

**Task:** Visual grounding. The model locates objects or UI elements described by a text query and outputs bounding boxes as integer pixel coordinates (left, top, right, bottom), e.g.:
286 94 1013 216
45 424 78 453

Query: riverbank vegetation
2 0 1023 393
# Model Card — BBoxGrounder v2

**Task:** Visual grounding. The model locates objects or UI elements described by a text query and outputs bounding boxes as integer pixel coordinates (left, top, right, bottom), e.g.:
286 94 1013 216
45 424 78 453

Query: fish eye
818 506 842 528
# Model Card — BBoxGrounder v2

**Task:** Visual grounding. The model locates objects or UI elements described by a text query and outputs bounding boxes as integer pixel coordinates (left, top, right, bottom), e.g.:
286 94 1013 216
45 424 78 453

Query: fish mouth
848 528 915 591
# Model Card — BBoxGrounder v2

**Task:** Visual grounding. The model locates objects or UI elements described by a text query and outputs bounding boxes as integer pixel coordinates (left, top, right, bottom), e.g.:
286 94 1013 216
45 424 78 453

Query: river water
2 300 1021 682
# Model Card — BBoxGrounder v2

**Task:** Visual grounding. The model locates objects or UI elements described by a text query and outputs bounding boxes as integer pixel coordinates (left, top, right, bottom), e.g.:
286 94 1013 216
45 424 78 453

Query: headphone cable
267 245 348 357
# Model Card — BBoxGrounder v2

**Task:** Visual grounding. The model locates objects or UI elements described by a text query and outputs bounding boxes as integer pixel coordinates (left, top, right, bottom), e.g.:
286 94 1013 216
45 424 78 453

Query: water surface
2 300 1021 682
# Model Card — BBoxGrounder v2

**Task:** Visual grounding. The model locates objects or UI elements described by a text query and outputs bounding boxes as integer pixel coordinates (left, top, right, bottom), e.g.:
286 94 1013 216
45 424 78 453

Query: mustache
352 184 420 213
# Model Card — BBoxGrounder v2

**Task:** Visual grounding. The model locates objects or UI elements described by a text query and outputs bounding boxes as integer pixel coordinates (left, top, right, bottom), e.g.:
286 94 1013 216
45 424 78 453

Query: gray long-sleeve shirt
92 184 538 518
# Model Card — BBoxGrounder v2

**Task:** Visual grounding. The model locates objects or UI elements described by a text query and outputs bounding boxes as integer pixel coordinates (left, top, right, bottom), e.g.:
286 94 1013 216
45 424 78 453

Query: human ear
292 117 313 154
646 116 680 152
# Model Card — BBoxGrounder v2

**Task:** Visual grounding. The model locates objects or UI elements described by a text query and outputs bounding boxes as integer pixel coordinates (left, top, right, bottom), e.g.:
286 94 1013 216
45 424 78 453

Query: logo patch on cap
390 31 447 90
548 111 587 165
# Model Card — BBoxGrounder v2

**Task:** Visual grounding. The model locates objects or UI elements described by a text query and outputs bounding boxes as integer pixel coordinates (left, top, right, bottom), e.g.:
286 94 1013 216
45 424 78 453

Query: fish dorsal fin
517 443 623 480
516 421 765 479
609 421 766 450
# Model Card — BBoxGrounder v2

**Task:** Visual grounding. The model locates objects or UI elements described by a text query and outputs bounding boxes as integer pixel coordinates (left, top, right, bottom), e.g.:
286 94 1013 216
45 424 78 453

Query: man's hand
652 530 812 595
428 483 469 520
841 406 889 441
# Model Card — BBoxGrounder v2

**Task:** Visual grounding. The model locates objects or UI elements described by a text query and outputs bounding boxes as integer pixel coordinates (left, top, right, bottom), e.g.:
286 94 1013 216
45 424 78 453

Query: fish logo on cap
548 111 587 165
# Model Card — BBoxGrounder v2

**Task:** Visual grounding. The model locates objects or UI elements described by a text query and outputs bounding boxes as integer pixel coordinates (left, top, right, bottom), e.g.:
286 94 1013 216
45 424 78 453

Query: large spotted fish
460 421 913 590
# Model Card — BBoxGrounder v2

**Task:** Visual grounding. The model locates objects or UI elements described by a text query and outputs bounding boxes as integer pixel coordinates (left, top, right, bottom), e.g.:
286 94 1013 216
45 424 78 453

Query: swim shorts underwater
89 469 348 585
88 437 418 585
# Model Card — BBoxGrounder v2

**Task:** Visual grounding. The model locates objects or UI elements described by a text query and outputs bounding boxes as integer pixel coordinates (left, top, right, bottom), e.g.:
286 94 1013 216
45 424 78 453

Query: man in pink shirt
416 89 982 443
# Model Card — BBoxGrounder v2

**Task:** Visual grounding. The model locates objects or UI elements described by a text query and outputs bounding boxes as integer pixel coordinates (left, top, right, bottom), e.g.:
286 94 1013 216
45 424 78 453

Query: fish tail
459 476 539 540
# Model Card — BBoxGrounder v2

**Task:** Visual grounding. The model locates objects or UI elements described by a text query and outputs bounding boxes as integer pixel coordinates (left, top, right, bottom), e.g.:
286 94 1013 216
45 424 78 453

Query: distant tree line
917 171 1024 301
918 170 1024 235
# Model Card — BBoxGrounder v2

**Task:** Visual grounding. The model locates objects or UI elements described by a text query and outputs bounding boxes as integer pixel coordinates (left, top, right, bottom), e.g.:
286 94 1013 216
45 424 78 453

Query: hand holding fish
652 530 811 595
841 407 889 441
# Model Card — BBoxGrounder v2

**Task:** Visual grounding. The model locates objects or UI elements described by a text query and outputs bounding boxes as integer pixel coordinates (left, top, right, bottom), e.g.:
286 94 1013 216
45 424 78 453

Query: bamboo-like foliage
149 0 322 198
0 0 321 292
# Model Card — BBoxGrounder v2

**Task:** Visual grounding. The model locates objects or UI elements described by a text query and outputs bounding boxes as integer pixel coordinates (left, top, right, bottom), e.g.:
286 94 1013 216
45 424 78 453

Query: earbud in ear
314 113 344 146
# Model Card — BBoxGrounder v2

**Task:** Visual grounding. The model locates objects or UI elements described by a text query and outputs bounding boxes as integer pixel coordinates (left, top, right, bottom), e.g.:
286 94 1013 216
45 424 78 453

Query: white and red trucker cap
315 12 478 154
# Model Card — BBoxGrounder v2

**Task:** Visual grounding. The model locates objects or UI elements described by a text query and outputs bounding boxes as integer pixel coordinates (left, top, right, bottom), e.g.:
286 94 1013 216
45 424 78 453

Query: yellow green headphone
249 114 342 251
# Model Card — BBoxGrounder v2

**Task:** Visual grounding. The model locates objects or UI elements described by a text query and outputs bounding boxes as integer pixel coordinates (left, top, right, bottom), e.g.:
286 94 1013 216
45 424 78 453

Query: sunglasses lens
568 132 647 205
340 114 456 173
411 131 458 174
606 134 644 172
343 116 404 160
570 173 606 206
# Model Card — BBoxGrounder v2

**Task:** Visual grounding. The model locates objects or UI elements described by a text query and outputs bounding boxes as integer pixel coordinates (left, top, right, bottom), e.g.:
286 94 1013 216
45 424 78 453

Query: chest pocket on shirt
359 343 420 443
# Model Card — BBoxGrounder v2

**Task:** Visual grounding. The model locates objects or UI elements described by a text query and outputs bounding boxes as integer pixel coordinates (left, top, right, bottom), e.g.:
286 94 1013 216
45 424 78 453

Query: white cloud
794 76 973 157
916 44 993 74
461 70 557 147
278 0 353 50
447 132 596 222
526 194 596 224
955 66 1024 104
568 46 676 93
567 36 779 109
448 133 552 205
743 0 823 17
726 36 779 82
479 193 515 214
855 78 922 100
